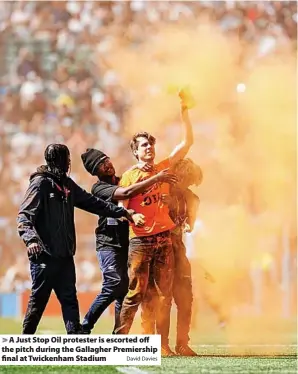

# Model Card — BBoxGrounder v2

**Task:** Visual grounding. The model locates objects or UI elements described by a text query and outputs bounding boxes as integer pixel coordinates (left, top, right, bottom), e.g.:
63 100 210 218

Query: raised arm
169 101 194 166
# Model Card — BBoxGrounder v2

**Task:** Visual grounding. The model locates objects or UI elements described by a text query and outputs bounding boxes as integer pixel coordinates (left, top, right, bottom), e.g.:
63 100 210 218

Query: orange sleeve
156 158 170 171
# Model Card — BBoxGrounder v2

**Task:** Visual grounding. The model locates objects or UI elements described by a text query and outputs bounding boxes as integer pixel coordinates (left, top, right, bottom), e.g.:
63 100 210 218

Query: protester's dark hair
44 144 70 177
130 132 156 160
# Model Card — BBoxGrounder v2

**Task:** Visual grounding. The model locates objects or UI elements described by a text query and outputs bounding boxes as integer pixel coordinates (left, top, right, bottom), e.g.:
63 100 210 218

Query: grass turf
0 316 296 374
0 357 296 374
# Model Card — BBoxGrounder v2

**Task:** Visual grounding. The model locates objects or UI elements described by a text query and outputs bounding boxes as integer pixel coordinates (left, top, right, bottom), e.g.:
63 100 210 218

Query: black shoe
67 322 85 334
80 325 91 334
161 345 176 357
175 344 198 356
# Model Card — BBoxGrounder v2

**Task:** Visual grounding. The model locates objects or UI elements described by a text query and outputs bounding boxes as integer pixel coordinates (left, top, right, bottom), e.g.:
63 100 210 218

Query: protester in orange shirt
115 93 194 357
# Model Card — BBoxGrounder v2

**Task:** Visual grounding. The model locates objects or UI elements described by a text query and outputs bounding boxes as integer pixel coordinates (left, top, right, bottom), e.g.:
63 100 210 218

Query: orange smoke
104 15 296 350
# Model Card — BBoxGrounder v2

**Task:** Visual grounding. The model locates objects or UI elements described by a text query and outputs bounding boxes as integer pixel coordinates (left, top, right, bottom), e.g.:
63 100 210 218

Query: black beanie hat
81 148 109 176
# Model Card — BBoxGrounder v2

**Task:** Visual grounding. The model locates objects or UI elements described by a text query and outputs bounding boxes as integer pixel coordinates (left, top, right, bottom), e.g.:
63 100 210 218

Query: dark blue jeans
82 249 129 333
23 253 80 334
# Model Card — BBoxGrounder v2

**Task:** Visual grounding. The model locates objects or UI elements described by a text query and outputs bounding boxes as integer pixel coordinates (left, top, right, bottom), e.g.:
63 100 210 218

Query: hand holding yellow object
167 84 196 109
179 86 196 109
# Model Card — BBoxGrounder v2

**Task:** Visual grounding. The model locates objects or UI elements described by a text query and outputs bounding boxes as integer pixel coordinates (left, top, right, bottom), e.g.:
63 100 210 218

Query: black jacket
17 166 128 258
91 178 129 251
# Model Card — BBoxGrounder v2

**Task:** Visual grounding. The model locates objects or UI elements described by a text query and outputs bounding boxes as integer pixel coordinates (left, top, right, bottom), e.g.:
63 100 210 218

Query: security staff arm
118 199 129 210
17 178 44 248
113 169 177 200
72 180 133 221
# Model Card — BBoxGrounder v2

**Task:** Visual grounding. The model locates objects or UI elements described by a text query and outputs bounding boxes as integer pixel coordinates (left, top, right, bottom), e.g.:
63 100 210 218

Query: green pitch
0 357 296 374
0 315 296 374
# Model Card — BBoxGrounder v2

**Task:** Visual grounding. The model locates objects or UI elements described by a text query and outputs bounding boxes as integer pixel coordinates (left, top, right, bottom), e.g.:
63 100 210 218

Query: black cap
81 148 109 176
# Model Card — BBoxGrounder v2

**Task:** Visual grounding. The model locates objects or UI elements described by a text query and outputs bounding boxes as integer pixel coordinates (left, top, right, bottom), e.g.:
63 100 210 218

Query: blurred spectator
14 48 42 79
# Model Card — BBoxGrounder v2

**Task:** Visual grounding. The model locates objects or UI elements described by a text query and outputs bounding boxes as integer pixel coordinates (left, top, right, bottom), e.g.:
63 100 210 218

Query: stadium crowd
0 1 296 318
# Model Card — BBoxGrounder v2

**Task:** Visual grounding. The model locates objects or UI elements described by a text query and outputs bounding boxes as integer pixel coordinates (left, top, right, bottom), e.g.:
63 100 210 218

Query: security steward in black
17 144 141 335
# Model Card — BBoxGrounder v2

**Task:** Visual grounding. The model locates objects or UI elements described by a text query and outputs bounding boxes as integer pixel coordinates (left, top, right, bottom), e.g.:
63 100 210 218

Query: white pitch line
116 367 151 374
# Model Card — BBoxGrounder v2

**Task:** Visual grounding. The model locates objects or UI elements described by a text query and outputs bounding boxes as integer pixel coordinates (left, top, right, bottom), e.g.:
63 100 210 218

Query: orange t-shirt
120 159 176 238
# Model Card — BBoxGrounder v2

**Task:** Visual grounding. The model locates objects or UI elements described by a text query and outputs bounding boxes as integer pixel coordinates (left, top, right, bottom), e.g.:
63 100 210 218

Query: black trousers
23 253 81 334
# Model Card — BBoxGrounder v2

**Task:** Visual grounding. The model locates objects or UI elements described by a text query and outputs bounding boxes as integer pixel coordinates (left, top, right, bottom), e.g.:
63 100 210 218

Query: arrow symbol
2 338 7 343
